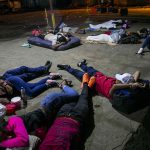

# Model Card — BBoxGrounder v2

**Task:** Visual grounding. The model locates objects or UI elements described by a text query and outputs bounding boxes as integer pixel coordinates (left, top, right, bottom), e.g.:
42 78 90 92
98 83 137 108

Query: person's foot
45 61 52 73
49 73 62 79
46 79 59 87
77 59 87 67
57 64 70 70
59 79 73 88
136 48 144 54
81 73 90 88
88 76 96 88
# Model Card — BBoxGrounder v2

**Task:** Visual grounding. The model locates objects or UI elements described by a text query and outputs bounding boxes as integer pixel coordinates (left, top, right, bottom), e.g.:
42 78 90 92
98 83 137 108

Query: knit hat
115 73 134 84
0 103 6 120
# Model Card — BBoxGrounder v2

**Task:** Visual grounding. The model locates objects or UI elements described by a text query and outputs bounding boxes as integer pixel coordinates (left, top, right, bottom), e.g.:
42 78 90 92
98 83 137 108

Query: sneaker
57 64 70 70
49 73 62 79
81 73 90 88
137 48 144 54
45 61 52 73
77 59 87 67
88 76 96 88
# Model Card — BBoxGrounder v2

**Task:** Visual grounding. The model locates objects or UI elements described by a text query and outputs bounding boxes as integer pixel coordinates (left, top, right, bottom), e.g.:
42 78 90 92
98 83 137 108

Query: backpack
111 88 150 114
118 34 140 44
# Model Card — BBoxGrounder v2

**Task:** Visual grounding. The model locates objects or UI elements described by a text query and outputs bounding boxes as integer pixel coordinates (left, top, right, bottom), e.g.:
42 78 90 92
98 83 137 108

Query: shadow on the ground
0 24 46 41
123 107 150 150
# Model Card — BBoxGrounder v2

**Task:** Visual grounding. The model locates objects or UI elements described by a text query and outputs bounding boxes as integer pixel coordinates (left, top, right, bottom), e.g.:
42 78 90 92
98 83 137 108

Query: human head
57 33 69 43
115 73 135 84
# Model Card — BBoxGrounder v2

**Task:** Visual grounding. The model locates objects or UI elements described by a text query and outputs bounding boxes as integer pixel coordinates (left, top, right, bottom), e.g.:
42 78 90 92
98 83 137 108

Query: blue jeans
57 83 89 125
3 66 48 81
65 64 98 81
4 66 50 97
142 35 150 49
41 85 79 113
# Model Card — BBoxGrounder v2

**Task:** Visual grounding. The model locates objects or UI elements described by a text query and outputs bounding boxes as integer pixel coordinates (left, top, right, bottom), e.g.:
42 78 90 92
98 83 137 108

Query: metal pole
49 0 56 29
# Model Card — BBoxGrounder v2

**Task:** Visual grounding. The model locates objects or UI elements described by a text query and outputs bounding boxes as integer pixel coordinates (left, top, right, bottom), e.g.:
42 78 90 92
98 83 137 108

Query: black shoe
45 61 52 72
57 64 70 70
77 59 87 67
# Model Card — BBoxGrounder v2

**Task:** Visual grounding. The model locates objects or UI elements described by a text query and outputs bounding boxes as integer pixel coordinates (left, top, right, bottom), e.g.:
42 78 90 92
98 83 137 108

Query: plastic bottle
20 87 28 109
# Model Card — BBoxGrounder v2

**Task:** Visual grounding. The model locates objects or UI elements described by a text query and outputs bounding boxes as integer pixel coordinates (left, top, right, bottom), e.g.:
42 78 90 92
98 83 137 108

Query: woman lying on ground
38 31 71 50
0 61 62 102
0 79 80 149
57 59 148 100
39 73 96 150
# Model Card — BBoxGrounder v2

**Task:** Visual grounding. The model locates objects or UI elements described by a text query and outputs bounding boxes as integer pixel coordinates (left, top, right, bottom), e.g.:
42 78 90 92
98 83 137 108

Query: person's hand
130 82 144 89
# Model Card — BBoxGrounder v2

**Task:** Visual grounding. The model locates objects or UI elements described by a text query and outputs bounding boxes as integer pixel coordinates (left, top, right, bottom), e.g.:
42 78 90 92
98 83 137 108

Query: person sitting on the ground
0 80 80 149
0 61 62 102
39 73 96 150
137 35 150 54
57 60 147 100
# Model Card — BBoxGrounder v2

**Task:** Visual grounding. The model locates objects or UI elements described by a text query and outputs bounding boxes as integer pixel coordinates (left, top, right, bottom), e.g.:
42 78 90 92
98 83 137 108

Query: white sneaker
137 48 143 54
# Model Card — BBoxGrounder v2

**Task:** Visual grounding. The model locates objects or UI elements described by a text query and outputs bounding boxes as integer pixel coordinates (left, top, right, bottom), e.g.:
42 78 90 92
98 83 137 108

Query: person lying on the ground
0 61 62 101
38 32 71 50
86 28 125 45
39 74 95 150
0 80 80 149
57 59 148 100
136 35 150 54
89 19 123 30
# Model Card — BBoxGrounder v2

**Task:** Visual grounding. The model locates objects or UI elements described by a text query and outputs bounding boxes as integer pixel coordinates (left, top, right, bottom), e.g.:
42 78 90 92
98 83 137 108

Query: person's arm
132 70 141 81
0 116 29 148
109 82 144 96
52 42 66 50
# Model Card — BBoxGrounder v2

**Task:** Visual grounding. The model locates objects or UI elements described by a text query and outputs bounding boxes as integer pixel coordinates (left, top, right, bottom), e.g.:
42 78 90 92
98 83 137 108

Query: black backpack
119 34 140 44
111 88 150 114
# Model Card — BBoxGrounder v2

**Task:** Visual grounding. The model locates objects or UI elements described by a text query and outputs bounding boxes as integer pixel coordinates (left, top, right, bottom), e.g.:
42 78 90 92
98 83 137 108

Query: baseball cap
115 73 134 84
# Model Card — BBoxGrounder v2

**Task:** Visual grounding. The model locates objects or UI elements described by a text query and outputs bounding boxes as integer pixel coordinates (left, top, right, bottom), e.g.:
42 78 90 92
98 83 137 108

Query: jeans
66 64 98 81
142 35 150 49
41 85 79 113
4 66 50 97
57 83 89 125
3 66 48 81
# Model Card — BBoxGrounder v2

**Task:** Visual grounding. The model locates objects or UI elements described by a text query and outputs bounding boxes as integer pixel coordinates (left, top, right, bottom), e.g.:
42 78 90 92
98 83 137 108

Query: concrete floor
0 10 150 150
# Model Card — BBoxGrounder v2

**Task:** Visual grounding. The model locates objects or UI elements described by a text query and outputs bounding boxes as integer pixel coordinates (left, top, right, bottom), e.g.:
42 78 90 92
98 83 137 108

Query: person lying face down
57 59 147 100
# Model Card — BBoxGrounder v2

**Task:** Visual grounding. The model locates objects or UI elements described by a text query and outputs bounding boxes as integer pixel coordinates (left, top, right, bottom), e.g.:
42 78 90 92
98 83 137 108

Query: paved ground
0 8 150 150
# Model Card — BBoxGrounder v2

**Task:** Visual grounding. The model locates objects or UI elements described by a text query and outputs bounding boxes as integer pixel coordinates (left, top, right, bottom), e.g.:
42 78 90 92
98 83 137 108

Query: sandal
46 80 59 87
49 73 62 80
59 79 73 88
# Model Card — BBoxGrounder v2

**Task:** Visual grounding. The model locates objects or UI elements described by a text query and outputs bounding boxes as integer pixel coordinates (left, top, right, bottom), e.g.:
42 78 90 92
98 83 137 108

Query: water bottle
20 87 28 109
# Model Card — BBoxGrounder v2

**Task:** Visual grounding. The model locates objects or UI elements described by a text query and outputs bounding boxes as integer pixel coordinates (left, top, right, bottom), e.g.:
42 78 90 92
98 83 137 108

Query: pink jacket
0 116 29 148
